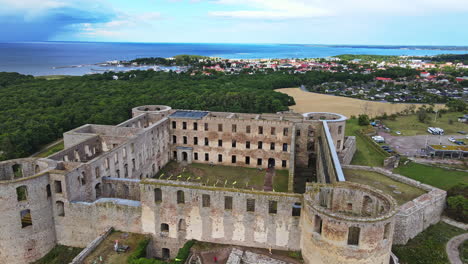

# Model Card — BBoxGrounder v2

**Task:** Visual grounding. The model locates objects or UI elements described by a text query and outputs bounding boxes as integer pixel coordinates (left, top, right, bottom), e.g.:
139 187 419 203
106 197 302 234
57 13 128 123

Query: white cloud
209 0 468 20
77 12 163 39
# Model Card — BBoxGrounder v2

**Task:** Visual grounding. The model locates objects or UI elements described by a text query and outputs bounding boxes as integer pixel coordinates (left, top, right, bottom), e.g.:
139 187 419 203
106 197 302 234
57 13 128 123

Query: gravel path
446 233 468 264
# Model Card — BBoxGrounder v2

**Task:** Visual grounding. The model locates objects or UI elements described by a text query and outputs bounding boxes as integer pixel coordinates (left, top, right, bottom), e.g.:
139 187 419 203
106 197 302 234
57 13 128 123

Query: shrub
445 184 468 222
446 195 468 222
358 114 370 126
128 239 195 264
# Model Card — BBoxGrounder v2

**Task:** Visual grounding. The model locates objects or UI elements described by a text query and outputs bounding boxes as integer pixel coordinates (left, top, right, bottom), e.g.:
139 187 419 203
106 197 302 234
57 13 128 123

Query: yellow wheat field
276 88 445 117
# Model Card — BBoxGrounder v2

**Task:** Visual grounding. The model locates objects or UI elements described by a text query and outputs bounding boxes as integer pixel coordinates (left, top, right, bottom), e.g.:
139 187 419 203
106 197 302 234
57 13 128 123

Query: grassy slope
32 245 83 264
34 142 64 158
344 169 426 205
345 119 387 167
393 222 466 264
394 162 468 190
383 112 467 136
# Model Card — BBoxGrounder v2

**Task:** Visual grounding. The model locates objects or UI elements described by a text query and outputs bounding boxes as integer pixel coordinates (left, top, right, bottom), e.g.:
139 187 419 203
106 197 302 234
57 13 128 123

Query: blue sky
0 0 467 45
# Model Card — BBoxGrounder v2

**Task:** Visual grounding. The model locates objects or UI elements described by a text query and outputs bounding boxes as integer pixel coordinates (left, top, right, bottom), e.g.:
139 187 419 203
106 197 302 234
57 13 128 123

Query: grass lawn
83 231 147 264
345 119 387 167
34 141 64 158
156 161 290 192
461 240 468 264
32 245 83 264
393 222 466 264
394 162 468 190
383 112 467 136
273 169 290 192
344 169 426 205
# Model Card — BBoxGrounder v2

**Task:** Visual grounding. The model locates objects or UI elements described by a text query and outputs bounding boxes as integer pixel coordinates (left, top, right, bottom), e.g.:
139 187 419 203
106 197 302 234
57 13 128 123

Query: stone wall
54 198 142 248
140 180 302 259
102 177 141 201
339 136 356 165
342 165 447 245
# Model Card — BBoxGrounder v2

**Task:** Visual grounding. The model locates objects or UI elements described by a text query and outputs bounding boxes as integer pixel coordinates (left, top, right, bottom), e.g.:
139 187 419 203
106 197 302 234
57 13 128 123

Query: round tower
300 182 398 264
132 105 172 119
302 112 347 152
0 158 57 264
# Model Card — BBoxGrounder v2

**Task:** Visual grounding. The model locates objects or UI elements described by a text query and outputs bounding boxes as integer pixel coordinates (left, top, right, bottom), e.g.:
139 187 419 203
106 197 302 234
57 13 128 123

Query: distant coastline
0 42 467 76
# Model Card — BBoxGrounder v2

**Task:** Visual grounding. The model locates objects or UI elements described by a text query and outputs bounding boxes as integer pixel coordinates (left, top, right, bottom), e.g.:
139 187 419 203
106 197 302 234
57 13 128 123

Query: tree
446 99 467 112
417 108 428 123
358 114 370 126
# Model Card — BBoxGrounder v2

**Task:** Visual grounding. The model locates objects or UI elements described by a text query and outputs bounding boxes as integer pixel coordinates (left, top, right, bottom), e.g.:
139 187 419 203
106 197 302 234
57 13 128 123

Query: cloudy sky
1 0 467 45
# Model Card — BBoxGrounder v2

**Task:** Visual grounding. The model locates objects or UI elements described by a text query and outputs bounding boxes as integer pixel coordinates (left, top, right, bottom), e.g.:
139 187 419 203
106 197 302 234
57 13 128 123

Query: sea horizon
0 41 467 76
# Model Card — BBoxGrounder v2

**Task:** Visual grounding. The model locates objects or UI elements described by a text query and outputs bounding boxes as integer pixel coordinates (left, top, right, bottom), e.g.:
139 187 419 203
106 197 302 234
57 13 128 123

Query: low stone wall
339 136 356 165
342 165 447 245
70 227 113 264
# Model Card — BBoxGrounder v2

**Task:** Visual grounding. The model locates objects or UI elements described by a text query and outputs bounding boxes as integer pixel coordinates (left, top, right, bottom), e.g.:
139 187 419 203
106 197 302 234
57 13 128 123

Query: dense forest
0 71 298 160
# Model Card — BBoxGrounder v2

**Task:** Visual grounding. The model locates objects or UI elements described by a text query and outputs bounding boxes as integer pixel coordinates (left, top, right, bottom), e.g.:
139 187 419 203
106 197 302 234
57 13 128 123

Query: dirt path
446 233 468 264
263 168 274 191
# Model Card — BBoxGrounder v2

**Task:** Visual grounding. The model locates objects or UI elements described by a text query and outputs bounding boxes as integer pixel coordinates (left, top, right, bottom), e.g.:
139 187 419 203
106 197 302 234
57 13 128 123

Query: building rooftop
429 145 468 151
170 110 209 119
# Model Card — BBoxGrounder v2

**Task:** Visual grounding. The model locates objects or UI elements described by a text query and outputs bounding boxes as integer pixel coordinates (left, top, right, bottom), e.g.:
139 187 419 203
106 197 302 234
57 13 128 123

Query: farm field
276 88 444 117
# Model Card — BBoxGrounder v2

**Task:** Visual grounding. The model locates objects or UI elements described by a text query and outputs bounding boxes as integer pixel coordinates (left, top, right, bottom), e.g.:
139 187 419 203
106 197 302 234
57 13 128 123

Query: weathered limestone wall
140 180 302 259
339 136 356 165
169 117 293 169
54 199 142 248
0 158 52 181
102 177 141 201
342 165 447 245
63 118 171 202
49 135 102 163
0 173 57 264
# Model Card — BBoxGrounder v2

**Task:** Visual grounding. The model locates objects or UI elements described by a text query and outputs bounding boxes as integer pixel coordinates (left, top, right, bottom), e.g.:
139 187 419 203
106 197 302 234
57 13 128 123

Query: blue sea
0 42 467 76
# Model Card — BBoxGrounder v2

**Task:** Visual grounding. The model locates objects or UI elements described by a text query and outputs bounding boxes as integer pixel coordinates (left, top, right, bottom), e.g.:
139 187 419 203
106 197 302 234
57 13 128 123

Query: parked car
385 149 394 153
448 137 456 143
372 136 385 143
457 131 467 135
454 141 466 145
381 145 390 149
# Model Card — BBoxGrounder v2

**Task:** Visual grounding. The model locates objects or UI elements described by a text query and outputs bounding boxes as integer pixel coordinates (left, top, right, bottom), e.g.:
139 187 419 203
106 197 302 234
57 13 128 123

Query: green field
156 161 289 192
393 222 466 264
394 162 468 190
32 245 83 264
383 112 467 136
34 141 64 158
35 75 71 80
345 119 387 167
344 169 426 205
